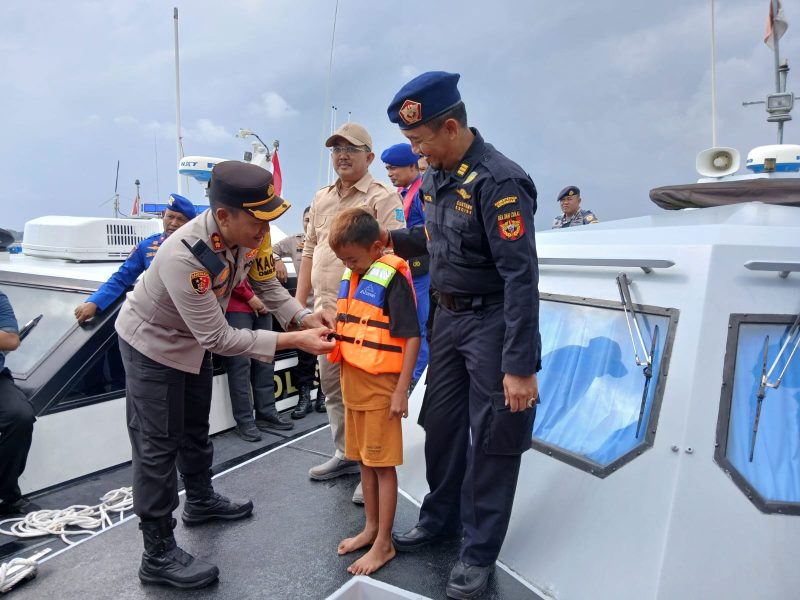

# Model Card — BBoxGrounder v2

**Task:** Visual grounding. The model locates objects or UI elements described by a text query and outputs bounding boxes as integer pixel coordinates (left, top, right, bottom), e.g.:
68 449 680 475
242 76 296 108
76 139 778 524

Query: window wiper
18 314 42 342
749 312 800 461
615 273 658 438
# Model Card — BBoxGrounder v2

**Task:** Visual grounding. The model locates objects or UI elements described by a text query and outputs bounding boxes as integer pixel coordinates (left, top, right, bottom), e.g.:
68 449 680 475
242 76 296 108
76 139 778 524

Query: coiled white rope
0 487 133 545
0 548 51 593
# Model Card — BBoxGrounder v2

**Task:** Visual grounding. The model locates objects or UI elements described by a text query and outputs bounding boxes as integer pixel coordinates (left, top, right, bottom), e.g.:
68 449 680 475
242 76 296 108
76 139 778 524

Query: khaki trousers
318 354 345 458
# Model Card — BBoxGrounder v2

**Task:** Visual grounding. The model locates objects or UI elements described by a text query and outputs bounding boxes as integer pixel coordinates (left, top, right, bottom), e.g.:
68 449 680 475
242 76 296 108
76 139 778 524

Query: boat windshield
2 283 86 378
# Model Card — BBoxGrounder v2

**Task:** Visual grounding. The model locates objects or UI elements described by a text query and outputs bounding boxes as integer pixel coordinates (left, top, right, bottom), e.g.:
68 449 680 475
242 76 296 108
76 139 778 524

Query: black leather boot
255 404 294 431
138 517 219 589
181 471 253 526
314 387 327 413
291 386 313 419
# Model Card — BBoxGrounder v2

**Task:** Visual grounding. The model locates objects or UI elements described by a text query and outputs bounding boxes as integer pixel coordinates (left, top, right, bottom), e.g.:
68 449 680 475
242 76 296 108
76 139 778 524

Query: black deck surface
2 418 541 599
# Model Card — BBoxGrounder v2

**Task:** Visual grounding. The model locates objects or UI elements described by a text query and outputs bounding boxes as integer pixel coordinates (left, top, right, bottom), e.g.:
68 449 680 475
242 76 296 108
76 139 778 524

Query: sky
1 0 796 233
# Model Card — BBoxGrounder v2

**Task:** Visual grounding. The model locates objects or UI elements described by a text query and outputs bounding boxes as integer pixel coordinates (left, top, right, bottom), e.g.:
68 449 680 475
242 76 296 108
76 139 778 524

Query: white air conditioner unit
22 216 162 262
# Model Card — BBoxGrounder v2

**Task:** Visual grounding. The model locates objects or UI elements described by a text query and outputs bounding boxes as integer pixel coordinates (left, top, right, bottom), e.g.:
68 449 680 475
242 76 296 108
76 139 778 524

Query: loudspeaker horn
696 147 740 178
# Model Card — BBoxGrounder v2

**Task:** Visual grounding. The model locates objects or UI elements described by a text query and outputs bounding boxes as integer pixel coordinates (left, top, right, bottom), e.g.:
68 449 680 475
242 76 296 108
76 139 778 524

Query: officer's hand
301 309 336 330
247 296 267 315
74 302 98 324
503 373 538 413
274 258 288 284
280 327 335 355
378 226 390 248
389 389 408 419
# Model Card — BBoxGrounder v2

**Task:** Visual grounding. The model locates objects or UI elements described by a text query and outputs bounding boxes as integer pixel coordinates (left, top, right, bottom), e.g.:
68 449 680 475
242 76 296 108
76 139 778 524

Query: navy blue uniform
86 232 166 311
391 129 541 566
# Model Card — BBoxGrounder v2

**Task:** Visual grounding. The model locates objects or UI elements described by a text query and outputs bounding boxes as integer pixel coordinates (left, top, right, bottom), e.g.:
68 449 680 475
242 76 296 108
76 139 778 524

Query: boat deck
1 414 541 599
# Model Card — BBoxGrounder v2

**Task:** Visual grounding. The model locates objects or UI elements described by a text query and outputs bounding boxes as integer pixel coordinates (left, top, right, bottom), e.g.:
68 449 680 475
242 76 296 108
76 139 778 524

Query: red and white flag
131 188 140 216
272 149 283 197
764 0 788 49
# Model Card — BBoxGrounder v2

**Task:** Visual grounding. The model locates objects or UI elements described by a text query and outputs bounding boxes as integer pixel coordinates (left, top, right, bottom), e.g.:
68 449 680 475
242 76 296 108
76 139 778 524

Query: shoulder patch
464 171 478 184
493 195 518 209
456 163 469 177
423 194 433 203
190 270 211 294
210 232 224 251
394 207 405 222
497 211 525 241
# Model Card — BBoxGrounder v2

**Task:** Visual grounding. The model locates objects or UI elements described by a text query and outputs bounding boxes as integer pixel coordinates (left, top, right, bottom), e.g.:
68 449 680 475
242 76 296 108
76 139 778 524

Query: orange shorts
344 405 403 467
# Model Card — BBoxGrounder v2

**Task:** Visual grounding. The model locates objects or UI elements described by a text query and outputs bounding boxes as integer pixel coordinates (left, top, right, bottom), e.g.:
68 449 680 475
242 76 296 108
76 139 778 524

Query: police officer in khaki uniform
116 160 335 589
295 123 406 495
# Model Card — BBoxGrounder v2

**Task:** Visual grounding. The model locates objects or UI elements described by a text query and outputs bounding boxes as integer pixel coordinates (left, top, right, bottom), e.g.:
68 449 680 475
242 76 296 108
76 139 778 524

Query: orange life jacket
327 254 414 375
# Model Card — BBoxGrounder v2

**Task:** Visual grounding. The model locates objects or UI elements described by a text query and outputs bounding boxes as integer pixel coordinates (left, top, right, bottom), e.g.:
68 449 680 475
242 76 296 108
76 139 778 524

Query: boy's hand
389 389 408 419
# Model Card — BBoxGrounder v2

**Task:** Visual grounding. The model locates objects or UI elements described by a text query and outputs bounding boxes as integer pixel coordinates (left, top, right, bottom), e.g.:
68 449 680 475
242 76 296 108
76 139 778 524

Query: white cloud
113 115 139 126
145 118 231 145
400 65 419 79
248 92 299 119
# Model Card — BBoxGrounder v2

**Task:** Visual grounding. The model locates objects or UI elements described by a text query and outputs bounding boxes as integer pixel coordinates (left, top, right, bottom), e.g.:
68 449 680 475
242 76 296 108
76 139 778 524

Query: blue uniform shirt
86 232 166 311
0 291 19 373
391 129 541 375
551 209 598 228
402 176 426 228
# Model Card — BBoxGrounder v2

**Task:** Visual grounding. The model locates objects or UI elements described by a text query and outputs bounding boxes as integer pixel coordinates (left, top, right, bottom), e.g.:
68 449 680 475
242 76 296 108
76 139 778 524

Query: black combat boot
138 517 219 589
255 404 294 431
181 471 254 526
314 387 327 413
291 386 313 419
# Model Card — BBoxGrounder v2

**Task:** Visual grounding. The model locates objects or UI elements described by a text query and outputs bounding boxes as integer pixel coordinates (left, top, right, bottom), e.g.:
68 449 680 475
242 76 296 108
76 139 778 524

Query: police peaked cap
557 186 581 201
166 193 197 220
380 143 420 167
209 161 290 222
387 71 462 129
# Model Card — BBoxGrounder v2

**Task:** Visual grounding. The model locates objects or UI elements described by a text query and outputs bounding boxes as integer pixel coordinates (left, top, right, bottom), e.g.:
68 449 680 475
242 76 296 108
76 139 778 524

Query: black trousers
0 373 35 503
292 349 317 389
417 303 536 567
119 339 214 520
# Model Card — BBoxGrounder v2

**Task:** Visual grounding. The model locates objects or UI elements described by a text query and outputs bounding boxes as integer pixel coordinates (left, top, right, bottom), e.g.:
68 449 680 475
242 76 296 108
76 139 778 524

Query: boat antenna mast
742 0 794 143
174 7 189 195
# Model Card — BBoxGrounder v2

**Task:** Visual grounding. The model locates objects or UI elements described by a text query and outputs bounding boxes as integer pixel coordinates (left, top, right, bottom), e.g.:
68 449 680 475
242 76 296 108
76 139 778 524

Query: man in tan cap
295 123 405 499
116 161 335 589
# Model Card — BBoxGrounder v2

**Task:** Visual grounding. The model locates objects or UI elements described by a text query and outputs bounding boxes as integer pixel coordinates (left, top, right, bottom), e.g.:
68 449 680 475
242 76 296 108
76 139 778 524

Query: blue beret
387 71 461 130
557 186 580 201
380 143 420 167
167 193 197 220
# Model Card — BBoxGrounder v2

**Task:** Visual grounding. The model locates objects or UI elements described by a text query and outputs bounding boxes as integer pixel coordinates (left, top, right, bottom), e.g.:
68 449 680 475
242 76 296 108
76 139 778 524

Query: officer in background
381 143 430 388
74 194 196 324
384 72 541 600
273 206 327 417
0 290 37 516
551 185 599 228
115 161 335 589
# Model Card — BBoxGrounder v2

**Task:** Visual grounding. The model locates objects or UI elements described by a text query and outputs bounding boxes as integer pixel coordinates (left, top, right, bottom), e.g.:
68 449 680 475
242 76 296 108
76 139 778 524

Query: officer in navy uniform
551 185 599 228
74 194 197 324
383 72 541 600
115 162 335 589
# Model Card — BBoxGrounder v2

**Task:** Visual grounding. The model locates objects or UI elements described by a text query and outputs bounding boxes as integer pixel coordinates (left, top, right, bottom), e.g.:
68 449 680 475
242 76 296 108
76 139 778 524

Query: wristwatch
293 308 313 328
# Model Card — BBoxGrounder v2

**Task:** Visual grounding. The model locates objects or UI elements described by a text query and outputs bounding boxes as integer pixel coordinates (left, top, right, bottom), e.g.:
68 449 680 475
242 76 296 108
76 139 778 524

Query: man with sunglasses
384 71 541 600
295 123 405 502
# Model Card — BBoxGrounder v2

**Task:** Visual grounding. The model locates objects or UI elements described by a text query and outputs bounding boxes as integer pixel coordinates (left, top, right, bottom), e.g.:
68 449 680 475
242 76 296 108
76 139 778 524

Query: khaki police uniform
304 172 405 459
117 201 302 521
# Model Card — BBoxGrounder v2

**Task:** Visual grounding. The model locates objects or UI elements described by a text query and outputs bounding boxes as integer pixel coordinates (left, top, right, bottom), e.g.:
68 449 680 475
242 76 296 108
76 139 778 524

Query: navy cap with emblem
557 186 581 201
209 161 291 222
166 193 197 220
380 143 420 167
387 71 462 130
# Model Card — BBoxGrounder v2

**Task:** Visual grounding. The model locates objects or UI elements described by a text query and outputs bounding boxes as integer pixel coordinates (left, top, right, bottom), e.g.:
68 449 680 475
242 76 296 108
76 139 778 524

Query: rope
0 487 133 546
0 548 51 594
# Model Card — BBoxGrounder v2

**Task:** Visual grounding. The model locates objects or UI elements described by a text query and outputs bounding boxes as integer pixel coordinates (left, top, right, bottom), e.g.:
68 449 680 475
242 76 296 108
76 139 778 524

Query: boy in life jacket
327 208 421 575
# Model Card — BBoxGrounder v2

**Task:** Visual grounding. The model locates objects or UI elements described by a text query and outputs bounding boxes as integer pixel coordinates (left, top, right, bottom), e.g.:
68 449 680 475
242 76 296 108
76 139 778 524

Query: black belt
435 291 504 312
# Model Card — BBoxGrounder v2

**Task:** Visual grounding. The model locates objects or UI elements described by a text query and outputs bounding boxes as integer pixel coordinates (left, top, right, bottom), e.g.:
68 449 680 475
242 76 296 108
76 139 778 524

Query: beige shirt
116 210 300 374
273 232 314 308
304 172 405 311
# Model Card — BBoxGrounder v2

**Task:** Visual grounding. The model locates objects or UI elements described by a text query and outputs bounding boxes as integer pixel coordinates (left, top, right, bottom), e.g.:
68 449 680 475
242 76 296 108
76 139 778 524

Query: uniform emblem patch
423 194 433 203
190 270 211 294
464 171 478 184
493 196 518 209
245 247 258 260
497 211 525 241
394 207 404 222
399 99 422 125
456 163 469 177
211 233 224 251
455 188 471 200
455 200 473 216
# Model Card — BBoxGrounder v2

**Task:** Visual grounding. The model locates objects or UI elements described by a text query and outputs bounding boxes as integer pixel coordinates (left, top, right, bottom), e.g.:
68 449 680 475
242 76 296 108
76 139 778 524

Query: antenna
317 0 339 188
174 7 188 194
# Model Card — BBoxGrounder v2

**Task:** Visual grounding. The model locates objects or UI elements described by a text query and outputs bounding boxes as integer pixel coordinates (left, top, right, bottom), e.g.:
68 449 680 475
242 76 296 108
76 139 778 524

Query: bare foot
347 542 396 575
337 529 376 555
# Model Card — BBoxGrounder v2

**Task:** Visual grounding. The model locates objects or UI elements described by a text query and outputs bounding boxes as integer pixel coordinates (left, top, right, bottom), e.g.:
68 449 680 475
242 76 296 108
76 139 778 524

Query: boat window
533 294 677 477
54 341 126 410
715 315 800 514
1 283 85 378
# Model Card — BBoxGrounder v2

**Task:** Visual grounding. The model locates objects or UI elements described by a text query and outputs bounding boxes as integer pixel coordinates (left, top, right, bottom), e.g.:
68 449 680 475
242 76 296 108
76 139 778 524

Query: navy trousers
0 374 35 503
417 303 536 566
120 338 214 520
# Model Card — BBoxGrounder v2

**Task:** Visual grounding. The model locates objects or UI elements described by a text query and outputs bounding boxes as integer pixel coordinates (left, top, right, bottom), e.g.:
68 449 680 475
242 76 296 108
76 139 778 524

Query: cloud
248 92 299 119
400 65 419 79
144 118 231 145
